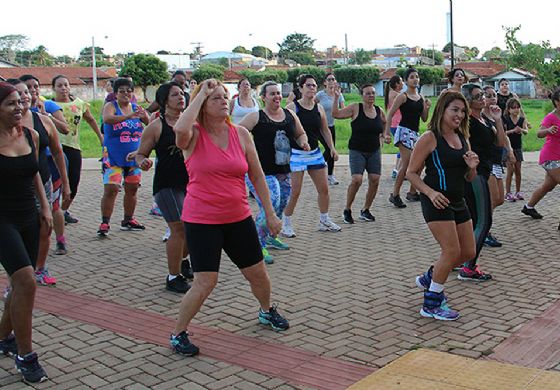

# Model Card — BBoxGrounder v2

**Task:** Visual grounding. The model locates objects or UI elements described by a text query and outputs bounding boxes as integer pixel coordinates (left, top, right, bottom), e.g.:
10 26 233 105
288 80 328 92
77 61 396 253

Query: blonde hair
190 79 231 126
428 91 470 139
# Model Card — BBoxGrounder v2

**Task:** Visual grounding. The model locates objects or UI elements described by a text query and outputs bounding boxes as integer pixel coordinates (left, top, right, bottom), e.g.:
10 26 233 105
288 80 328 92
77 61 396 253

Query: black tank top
424 132 468 202
469 116 496 178
399 93 424 132
293 101 322 150
349 104 383 153
32 112 51 183
0 128 39 225
252 109 294 175
497 92 513 112
504 115 524 149
153 116 189 195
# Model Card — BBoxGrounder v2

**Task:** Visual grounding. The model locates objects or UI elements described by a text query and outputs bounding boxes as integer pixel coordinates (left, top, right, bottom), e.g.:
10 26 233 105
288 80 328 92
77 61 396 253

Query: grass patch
78 96 548 158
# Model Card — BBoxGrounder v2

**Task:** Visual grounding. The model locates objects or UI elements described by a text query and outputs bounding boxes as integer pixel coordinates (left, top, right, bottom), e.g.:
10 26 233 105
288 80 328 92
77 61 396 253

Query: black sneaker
389 194 407 208
343 209 354 224
120 218 146 231
170 331 199 356
55 241 67 255
484 232 502 248
15 352 48 384
64 211 78 224
406 192 421 202
359 209 375 222
258 305 289 331
457 265 493 281
166 275 190 294
181 259 194 280
0 334 17 356
521 206 543 219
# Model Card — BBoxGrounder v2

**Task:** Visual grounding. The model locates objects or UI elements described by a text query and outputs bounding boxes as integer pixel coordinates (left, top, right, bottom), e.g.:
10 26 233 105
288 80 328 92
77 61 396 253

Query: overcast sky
3 0 558 58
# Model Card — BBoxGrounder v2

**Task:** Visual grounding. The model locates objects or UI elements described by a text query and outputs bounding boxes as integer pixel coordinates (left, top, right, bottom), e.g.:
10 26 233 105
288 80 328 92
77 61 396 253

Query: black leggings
464 175 492 269
62 145 82 200
318 125 336 175
0 218 39 276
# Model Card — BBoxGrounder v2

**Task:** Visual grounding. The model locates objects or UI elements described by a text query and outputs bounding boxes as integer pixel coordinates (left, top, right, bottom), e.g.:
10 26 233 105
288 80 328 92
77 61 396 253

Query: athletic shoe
170 331 199 356
328 175 339 185
521 205 543 219
97 223 110 237
406 192 421 202
166 275 190 294
265 236 289 250
120 218 145 231
515 192 525 201
457 265 492 281
262 248 274 264
420 290 459 321
181 259 194 280
258 305 289 331
0 334 17 356
318 217 342 232
343 209 355 224
505 192 516 202
15 352 48 384
64 211 78 224
55 242 67 255
484 233 502 248
35 268 57 286
389 193 407 208
391 169 398 179
359 209 375 222
280 218 296 238
149 205 162 216
162 227 171 242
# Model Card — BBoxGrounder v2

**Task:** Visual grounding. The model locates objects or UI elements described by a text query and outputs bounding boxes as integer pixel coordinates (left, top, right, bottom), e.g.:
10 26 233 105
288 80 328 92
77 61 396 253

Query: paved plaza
1 153 559 389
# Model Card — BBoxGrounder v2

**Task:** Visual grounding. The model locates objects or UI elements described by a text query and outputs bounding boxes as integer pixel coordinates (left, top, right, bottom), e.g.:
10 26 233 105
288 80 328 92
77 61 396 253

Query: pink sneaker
505 192 516 202
35 268 57 286
515 192 525 201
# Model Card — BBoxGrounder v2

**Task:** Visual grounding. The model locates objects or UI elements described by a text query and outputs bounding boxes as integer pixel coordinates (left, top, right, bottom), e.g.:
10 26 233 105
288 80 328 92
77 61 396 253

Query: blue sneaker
265 236 289 251
0 334 17 356
15 352 48 383
416 266 450 310
258 305 289 331
170 331 199 356
420 291 459 321
262 248 274 264
484 233 502 248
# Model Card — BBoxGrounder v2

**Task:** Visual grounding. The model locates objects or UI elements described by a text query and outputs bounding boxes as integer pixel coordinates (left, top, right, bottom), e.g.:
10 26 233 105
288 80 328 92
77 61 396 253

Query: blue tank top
103 101 143 167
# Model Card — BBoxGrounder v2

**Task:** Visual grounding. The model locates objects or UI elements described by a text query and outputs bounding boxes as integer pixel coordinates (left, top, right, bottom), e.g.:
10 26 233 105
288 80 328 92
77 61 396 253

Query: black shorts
420 193 471 224
184 216 263 273
0 218 39 276
155 188 185 223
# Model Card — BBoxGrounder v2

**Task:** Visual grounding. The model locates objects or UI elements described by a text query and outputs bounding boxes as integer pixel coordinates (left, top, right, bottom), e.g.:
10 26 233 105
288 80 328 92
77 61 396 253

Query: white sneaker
328 175 339 185
162 227 171 242
281 224 296 238
318 217 342 232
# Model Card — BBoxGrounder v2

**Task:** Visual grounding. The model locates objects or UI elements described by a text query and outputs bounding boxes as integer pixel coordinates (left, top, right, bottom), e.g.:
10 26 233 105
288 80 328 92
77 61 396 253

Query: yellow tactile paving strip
347 349 560 390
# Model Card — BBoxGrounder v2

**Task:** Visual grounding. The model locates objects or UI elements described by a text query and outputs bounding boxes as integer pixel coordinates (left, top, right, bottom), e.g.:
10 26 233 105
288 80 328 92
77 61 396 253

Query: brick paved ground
1 154 559 388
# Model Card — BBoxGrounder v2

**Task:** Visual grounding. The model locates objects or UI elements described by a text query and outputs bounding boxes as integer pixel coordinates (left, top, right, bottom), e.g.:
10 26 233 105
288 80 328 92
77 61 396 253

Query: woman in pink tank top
168 79 289 356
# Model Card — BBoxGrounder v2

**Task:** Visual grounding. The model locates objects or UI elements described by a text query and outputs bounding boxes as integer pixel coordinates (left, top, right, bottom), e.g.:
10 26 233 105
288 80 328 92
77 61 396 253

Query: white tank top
231 96 259 124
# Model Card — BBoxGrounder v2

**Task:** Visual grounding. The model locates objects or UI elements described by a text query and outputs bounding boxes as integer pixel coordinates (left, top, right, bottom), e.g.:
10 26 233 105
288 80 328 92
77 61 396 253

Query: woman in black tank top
11 79 71 284
406 91 479 322
283 75 341 236
0 82 51 382
332 84 387 223
134 82 191 294
384 68 431 208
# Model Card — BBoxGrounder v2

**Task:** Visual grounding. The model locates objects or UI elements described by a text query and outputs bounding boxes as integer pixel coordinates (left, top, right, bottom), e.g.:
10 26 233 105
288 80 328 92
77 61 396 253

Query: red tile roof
0 67 118 86
454 61 506 77
380 68 398 80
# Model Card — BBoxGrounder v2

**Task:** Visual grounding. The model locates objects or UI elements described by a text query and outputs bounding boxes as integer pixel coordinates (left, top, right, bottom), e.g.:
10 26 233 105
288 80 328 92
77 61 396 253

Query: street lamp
92 35 108 101
449 0 455 68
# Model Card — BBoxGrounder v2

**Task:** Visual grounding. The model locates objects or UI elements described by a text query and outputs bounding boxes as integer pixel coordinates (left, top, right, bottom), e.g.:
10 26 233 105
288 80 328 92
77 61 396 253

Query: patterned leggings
246 174 291 248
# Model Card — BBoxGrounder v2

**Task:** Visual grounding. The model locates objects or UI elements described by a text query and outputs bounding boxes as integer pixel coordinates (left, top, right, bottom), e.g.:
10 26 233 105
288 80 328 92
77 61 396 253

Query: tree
0 34 29 62
251 46 273 60
191 64 225 82
55 55 75 65
351 49 372 65
396 67 445 89
78 46 111 67
420 49 444 65
217 57 230 68
286 66 326 84
278 33 315 58
238 69 288 86
232 46 251 54
285 51 315 65
120 54 169 100
442 42 479 60
334 66 380 89
503 25 560 88
482 46 506 60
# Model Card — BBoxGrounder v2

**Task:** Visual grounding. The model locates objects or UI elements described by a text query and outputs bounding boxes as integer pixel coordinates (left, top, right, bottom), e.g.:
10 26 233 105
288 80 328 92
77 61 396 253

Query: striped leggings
463 175 492 269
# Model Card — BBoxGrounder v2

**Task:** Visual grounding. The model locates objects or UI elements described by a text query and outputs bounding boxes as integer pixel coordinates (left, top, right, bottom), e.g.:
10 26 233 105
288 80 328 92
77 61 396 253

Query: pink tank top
182 123 251 224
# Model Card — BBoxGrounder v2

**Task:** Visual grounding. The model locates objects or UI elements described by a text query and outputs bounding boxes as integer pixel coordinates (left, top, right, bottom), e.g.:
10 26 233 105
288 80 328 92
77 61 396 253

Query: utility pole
344 33 348 65
190 41 203 62
92 36 97 101
450 0 455 68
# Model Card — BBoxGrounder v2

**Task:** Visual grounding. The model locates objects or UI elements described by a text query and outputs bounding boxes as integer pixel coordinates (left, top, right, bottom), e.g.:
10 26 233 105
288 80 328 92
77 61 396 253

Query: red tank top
182 122 251 224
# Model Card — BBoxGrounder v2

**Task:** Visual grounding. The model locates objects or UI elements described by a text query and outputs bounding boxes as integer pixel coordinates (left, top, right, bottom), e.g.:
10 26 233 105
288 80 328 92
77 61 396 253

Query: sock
283 214 291 224
102 216 110 224
525 204 534 209
56 235 66 244
320 212 329 222
123 215 132 223
168 274 177 281
429 281 445 293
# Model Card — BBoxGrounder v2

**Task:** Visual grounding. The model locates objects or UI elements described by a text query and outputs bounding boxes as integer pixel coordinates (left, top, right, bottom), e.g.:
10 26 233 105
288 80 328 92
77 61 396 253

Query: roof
202 51 255 60
0 67 118 86
380 68 398 80
454 61 506 78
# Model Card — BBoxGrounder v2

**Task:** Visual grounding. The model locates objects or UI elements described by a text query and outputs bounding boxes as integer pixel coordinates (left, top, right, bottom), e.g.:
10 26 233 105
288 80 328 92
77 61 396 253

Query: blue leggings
246 174 291 248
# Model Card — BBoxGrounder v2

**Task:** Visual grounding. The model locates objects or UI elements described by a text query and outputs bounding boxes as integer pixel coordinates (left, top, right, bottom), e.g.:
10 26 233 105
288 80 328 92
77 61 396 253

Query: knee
104 185 119 198
12 269 36 294
124 184 139 195
461 245 476 263
442 246 461 262
369 175 380 186
350 176 362 187
192 275 218 296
